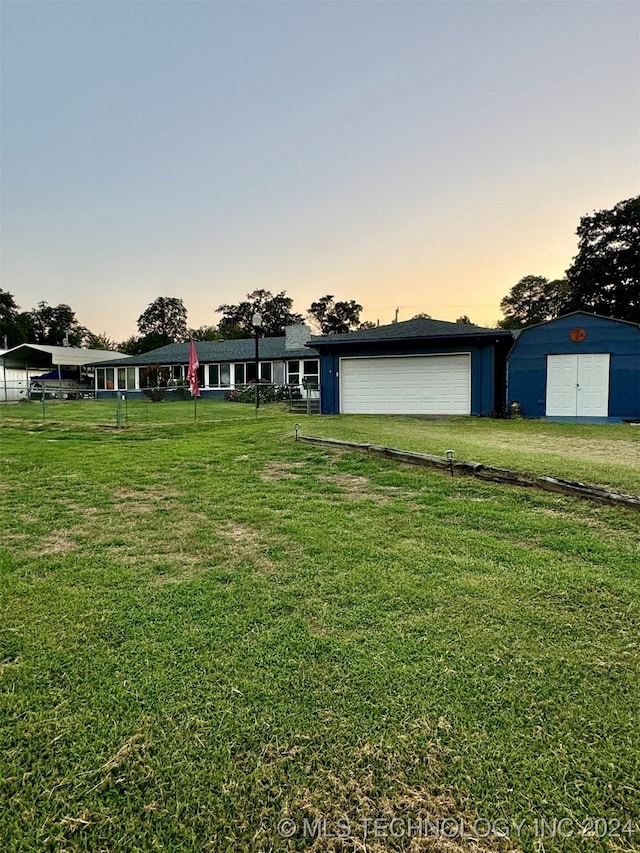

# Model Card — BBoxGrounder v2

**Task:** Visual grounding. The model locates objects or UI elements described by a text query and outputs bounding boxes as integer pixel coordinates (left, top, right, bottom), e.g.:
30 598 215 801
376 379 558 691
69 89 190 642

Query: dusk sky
1 0 638 341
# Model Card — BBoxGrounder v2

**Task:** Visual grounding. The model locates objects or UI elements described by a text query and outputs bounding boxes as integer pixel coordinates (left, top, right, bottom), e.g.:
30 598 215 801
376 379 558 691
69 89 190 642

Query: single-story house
507 312 640 422
92 325 320 399
0 344 126 401
308 318 514 416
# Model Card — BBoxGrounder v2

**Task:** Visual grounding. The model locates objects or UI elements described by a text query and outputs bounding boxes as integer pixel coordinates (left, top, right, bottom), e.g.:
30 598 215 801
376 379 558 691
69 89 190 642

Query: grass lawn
303 415 640 497
1 401 639 852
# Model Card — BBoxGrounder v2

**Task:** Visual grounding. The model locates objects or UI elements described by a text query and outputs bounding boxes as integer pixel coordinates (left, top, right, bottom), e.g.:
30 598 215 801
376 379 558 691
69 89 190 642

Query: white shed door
546 354 609 416
340 354 471 415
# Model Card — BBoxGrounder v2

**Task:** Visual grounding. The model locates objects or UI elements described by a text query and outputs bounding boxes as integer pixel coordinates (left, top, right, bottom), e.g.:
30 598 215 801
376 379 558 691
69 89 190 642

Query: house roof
0 344 127 369
309 317 512 348
91 336 319 367
516 311 640 334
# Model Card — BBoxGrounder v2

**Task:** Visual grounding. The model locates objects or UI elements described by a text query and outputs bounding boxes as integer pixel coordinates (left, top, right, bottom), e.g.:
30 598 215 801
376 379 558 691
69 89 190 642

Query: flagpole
187 338 201 420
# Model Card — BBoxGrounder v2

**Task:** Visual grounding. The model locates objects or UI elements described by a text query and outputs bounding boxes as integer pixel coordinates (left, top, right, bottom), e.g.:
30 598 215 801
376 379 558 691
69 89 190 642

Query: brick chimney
285 324 312 350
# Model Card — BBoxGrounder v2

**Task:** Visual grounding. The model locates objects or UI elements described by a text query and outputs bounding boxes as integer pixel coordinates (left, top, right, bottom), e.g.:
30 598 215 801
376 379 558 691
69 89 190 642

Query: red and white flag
187 339 200 397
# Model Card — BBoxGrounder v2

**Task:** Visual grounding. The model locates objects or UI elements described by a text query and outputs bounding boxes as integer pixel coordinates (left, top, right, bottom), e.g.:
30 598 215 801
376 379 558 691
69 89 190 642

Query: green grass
305 415 640 496
1 402 639 852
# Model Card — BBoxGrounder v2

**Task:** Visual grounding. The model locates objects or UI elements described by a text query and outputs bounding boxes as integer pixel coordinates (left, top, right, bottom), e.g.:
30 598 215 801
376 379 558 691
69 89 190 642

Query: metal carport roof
0 344 126 369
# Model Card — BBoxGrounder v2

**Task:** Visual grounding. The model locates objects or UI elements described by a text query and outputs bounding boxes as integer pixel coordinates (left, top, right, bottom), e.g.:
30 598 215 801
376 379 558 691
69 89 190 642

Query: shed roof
513 311 640 335
0 344 127 369
90 336 319 367
309 317 512 348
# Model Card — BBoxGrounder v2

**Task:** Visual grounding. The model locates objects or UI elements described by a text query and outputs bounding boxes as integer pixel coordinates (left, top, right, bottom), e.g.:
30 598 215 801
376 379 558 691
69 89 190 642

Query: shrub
224 384 302 404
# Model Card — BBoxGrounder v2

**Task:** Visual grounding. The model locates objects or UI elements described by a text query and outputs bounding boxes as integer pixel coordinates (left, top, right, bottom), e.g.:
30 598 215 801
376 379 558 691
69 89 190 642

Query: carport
0 344 125 401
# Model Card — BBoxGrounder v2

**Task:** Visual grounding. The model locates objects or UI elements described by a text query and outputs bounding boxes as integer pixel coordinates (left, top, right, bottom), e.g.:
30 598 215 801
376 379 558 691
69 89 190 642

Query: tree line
1 195 637 353
0 290 374 355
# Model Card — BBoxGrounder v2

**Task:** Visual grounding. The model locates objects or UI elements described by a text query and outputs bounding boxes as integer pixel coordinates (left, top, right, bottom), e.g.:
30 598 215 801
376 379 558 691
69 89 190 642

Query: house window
287 359 318 385
287 360 300 384
127 367 136 390
171 365 183 381
97 369 106 390
303 360 319 382
117 368 126 390
260 362 272 382
232 361 273 385
105 368 115 390
207 364 231 387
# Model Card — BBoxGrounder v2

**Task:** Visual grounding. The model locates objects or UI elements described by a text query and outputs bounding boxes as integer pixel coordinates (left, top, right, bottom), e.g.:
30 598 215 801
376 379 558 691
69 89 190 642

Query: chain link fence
1 382 321 426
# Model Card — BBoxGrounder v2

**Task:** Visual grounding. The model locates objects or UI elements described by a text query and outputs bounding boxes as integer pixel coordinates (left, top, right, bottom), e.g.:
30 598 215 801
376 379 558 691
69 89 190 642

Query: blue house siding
508 313 640 421
318 338 505 416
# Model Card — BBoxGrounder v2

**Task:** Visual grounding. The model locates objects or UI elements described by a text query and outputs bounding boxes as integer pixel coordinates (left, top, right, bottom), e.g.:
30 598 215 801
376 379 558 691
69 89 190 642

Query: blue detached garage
507 312 640 422
309 318 513 416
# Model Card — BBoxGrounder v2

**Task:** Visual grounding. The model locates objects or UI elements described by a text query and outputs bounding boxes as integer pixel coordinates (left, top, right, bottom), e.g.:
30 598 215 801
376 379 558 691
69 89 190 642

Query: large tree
307 295 363 335
27 302 90 346
0 289 26 348
564 195 640 323
498 276 570 329
137 297 188 345
1 293 96 347
217 290 304 338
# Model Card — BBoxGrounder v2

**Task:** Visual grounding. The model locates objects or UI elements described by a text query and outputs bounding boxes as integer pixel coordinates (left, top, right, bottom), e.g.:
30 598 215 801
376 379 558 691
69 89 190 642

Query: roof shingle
309 317 510 347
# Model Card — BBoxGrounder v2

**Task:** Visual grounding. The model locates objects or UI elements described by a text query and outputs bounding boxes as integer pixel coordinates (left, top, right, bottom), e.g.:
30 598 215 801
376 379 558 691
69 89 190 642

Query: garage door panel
340 355 471 415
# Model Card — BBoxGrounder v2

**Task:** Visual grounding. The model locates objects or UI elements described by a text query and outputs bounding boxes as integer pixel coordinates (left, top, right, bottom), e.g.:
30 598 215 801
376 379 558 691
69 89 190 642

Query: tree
0 289 26 348
307 295 364 335
137 297 188 345
498 276 570 329
564 196 640 323
189 325 221 341
85 332 117 351
118 333 175 355
411 312 432 320
117 336 144 356
217 290 304 338
27 302 90 346
455 315 474 325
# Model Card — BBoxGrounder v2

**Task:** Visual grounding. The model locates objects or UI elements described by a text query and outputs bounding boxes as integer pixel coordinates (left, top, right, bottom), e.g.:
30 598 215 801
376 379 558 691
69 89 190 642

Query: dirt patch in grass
59 500 102 518
218 521 277 572
112 486 184 514
260 460 306 482
147 555 215 587
31 530 77 556
318 473 392 505
296 777 517 852
248 738 518 853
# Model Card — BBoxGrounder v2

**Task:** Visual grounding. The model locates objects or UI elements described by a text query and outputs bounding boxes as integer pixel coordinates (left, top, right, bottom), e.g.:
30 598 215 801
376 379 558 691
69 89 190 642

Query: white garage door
340 354 471 415
546 354 610 416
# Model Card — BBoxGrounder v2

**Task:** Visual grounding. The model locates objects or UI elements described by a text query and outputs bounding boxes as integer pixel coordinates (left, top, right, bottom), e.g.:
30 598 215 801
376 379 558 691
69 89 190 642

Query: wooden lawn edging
296 434 640 511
